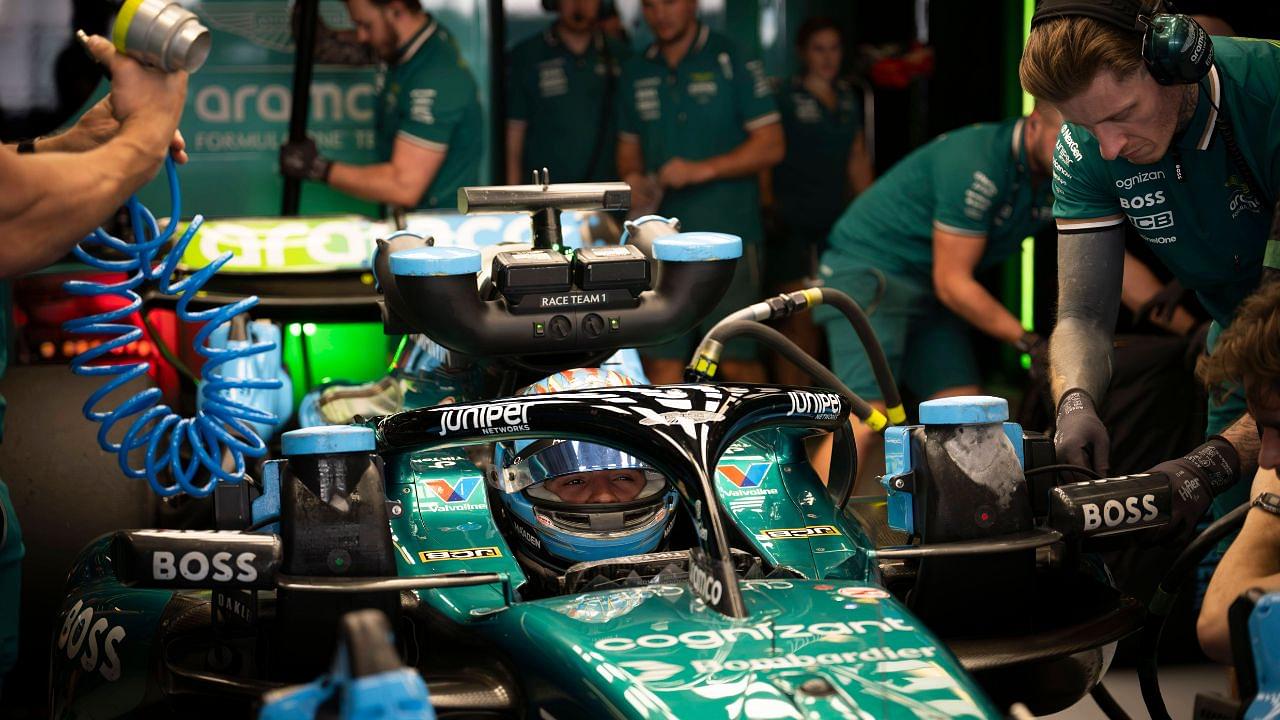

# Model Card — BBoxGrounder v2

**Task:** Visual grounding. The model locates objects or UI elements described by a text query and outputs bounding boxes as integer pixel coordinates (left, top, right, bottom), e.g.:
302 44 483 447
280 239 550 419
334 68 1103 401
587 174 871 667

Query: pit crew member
1019 2 1280 526
616 0 784 384
0 34 188 683
280 0 482 211
505 0 630 184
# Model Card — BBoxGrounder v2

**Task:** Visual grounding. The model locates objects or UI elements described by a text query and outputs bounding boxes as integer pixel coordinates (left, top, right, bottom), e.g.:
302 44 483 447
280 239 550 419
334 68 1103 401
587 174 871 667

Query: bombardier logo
758 525 841 540
1131 211 1174 231
439 403 530 436
1082 494 1160 531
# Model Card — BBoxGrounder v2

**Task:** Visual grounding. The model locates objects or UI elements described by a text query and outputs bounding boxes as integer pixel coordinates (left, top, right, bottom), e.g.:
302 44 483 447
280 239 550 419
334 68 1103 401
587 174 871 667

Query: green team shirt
773 78 863 235
374 17 482 211
617 24 779 244
507 26 631 182
823 118 1053 284
1052 37 1280 326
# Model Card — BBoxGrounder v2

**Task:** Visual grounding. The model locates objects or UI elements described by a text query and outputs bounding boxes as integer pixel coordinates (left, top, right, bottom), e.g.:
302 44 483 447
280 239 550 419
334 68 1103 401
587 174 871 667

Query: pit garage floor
1046 664 1231 719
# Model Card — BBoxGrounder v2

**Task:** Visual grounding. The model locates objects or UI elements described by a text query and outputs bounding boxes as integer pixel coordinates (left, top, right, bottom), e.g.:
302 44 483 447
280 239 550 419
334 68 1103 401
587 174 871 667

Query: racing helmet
492 368 677 571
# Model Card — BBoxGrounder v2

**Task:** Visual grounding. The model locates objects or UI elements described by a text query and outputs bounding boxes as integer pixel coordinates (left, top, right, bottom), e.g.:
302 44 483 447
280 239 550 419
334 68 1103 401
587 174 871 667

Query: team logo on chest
1226 175 1262 218
538 60 569 98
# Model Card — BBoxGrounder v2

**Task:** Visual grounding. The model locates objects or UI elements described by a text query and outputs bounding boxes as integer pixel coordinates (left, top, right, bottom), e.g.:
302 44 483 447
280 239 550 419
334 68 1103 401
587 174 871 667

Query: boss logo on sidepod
57 600 126 682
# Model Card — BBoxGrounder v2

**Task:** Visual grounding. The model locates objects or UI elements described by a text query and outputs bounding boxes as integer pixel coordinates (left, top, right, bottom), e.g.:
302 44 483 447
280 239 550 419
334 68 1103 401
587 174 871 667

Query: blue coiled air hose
62 156 279 498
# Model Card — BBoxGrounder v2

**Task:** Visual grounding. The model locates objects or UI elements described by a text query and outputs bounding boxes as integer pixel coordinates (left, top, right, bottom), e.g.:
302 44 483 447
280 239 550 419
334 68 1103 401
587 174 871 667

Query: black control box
572 245 651 294
492 249 572 298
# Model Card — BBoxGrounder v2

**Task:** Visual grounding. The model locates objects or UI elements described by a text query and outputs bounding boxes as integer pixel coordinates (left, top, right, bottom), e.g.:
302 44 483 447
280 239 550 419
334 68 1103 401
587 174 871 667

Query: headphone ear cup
1143 14 1214 85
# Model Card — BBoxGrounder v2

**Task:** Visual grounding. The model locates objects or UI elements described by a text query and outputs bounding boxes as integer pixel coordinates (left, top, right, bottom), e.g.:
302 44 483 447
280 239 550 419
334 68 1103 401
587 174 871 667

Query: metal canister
112 0 210 73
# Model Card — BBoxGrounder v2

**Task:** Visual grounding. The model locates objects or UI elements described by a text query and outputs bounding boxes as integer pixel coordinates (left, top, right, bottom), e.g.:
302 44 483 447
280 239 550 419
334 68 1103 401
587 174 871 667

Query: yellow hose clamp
886 404 907 425
863 410 888 432
801 287 824 307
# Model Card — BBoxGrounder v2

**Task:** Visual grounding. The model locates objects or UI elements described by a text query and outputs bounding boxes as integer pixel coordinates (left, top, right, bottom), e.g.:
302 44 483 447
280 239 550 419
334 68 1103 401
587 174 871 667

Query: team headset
1030 0 1213 85
1032 0 1270 208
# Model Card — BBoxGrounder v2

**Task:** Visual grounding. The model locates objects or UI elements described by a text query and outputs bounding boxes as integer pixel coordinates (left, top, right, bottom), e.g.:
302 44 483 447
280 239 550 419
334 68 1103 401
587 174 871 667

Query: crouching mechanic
1020 3 1280 524
280 0 482 211
1193 282 1280 663
490 369 678 591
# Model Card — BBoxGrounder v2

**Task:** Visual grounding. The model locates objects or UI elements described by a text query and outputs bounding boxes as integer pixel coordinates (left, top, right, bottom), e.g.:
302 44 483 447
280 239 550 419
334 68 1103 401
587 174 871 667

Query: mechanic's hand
1054 388 1111 476
279 137 333 182
624 172 662 218
1147 436 1241 541
658 158 714 190
45 97 189 163
81 34 187 145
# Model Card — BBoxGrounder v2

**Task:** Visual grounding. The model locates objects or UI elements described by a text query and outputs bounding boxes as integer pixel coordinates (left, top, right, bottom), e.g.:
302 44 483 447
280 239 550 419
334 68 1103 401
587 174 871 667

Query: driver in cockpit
490 368 678 588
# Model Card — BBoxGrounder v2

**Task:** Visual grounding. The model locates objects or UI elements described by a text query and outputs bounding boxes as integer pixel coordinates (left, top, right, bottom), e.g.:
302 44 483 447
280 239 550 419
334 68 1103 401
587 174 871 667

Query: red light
980 512 990 522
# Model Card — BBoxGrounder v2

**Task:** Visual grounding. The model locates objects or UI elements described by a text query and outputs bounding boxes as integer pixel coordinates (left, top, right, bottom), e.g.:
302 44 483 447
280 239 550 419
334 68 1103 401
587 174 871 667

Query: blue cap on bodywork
918 396 1009 425
652 232 742 262
282 425 376 456
390 246 481 277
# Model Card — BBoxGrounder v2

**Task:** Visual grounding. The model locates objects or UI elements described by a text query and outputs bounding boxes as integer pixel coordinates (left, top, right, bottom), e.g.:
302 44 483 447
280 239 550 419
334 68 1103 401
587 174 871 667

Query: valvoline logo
717 463 771 488
427 476 481 503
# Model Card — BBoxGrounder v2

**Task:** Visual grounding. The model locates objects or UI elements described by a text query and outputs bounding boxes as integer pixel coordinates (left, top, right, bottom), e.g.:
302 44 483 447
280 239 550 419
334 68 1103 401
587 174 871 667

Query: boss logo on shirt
538 61 569 98
1119 191 1165 210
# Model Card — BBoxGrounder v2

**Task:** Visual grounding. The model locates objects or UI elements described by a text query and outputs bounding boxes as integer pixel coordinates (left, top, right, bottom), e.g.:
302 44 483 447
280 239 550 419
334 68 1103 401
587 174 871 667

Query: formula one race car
47 174 1279 720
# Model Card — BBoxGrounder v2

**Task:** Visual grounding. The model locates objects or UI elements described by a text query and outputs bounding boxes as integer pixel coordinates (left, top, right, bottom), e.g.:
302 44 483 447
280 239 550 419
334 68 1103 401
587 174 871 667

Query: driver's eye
613 475 637 484
562 477 585 486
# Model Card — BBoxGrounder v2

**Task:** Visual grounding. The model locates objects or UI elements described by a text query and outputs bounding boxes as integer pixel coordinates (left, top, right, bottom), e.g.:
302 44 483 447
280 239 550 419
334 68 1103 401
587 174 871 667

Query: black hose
830 420 858 512
704 320 877 423
1023 463 1103 481
818 287 903 415
1137 500 1251 720
1090 683 1134 720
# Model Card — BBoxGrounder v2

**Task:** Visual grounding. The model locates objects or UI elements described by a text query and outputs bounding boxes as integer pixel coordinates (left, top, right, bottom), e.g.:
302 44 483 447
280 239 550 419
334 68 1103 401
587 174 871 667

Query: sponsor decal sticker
418 546 503 562
787 391 842 420
438 403 531 436
758 525 841 540
838 586 890 600
427 475 481 504
638 410 726 426
692 646 938 674
594 617 917 652
717 463 771 488
1082 494 1160 531
57 600 126 682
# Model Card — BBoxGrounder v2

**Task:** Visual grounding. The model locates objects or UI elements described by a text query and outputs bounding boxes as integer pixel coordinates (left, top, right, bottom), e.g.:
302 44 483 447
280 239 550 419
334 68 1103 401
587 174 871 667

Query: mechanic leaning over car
1020 1 1280 525
280 0 482 211
1191 281 1280 663
616 0 785 385
505 0 630 184
0 35 188 690
812 103 1058 483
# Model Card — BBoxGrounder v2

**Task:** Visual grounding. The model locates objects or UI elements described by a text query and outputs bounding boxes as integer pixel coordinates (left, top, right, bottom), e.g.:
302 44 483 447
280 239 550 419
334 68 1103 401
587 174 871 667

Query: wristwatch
1251 492 1280 520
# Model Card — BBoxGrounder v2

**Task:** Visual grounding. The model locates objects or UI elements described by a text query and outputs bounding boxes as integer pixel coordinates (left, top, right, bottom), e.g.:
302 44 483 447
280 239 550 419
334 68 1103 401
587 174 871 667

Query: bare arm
932 227 1026 345
505 121 526 185
1121 251 1197 335
328 135 446 209
1050 226 1126 403
847 130 874 198
657 122 785 190
1198 463 1280 663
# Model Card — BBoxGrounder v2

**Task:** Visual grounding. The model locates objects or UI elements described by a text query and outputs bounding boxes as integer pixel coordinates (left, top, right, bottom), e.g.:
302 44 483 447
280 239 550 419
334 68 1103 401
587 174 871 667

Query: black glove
1016 332 1049 382
279 138 332 182
1148 436 1241 541
1054 388 1111 476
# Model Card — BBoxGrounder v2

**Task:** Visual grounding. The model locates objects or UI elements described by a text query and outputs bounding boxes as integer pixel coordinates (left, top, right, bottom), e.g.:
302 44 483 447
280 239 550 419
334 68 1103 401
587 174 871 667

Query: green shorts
0 478 22 679
642 243 763 361
1204 321 1250 517
817 263 979 401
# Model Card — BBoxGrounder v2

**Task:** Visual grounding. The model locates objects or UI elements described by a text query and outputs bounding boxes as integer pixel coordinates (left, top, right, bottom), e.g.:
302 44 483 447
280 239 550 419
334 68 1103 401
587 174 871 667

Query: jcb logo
1131 211 1174 230
418 546 502 562
1120 191 1165 210
758 525 841 540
